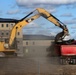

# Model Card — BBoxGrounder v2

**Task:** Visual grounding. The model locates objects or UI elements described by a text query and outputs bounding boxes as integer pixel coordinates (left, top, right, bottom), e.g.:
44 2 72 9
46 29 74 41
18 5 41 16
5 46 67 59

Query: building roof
23 35 55 40
0 18 19 23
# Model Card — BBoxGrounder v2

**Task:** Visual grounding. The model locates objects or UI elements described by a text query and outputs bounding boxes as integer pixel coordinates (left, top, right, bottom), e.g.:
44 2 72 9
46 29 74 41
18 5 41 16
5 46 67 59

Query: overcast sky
0 0 76 38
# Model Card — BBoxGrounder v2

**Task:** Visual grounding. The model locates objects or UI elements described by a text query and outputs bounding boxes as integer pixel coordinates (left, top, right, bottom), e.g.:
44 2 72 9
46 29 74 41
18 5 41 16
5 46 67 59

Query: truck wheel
60 58 69 65
71 59 76 64
60 58 66 65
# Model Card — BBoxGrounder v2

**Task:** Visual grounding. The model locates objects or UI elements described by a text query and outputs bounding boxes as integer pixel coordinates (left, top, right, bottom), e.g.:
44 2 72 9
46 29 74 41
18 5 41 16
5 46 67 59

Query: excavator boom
8 8 69 47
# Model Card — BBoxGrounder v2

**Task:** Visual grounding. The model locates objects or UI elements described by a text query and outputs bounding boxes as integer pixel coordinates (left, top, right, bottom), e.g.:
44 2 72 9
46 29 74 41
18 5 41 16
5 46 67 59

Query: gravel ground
0 57 76 75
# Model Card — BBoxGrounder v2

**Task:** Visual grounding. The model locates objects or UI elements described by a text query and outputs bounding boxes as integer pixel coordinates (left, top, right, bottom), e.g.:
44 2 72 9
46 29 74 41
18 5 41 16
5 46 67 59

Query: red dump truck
56 42 76 65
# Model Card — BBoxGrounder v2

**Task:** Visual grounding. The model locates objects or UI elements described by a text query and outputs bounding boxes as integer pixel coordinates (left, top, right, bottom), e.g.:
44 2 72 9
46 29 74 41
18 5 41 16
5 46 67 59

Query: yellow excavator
0 8 70 55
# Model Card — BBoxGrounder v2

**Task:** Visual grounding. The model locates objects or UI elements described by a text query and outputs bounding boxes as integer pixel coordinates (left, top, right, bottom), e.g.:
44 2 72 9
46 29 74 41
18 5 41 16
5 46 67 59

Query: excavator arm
36 8 69 43
9 14 40 46
9 8 69 47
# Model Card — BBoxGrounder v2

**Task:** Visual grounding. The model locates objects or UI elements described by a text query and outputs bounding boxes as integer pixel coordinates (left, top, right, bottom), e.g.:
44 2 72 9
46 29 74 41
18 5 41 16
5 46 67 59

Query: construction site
0 8 76 75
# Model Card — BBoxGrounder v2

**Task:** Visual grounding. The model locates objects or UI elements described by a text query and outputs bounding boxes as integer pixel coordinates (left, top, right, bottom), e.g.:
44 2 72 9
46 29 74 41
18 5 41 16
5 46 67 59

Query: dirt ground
0 57 76 75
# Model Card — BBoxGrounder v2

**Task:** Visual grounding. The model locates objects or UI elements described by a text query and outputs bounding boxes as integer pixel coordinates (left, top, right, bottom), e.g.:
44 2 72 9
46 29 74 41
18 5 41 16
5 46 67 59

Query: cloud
35 30 56 36
16 0 76 10
0 10 2 13
22 21 59 36
23 28 56 36
66 3 76 9
7 9 20 14
47 8 57 13
71 26 76 29
23 22 41 29
22 21 56 36
0 10 3 16
16 0 76 5
12 17 21 20
64 19 76 24
16 0 76 14
60 13 73 17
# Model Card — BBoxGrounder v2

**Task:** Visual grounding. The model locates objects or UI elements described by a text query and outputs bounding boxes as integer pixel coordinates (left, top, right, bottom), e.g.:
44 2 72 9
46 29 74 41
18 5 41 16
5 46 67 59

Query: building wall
0 22 23 56
0 23 15 30
16 38 23 56
23 40 54 46
23 40 57 58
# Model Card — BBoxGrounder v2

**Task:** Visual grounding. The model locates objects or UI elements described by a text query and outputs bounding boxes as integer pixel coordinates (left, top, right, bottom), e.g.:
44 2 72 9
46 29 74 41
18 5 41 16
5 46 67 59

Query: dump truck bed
61 45 76 56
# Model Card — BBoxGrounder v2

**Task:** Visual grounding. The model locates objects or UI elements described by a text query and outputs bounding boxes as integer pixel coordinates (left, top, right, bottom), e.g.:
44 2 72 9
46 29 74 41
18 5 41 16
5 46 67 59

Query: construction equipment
0 8 75 61
9 8 69 46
